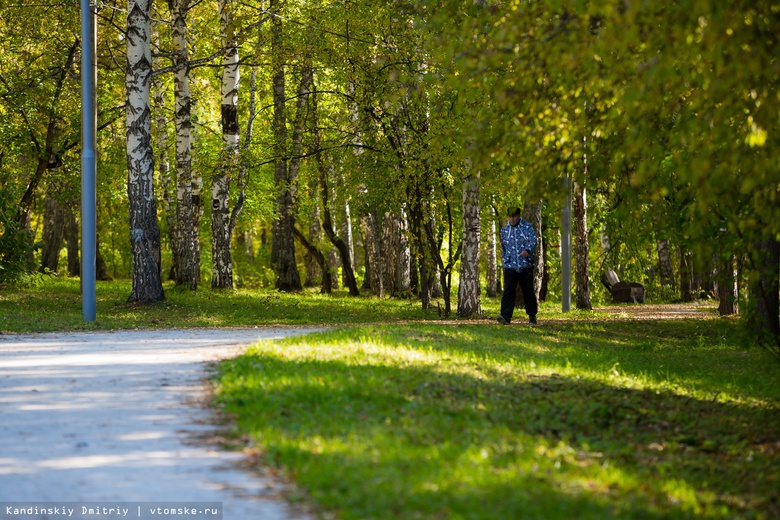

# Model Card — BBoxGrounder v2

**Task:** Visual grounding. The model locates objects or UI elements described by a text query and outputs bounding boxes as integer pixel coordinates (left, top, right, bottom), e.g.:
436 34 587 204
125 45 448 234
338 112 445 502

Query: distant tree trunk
95 236 112 281
65 205 80 277
523 199 544 300
270 2 302 292
229 67 258 262
380 212 398 295
361 227 372 292
169 0 198 290
40 187 65 274
409 188 431 308
657 238 674 287
396 207 412 295
426 198 459 318
152 22 176 282
717 254 738 316
458 171 481 317
362 213 384 297
305 199 322 287
310 83 359 296
126 0 164 303
486 202 498 298
573 182 591 310
679 246 695 302
341 202 356 289
293 226 331 293
328 248 340 290
244 230 255 262
749 238 779 346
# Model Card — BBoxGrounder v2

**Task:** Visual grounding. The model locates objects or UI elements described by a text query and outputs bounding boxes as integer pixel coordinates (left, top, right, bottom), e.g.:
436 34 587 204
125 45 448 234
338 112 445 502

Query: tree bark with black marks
457 170 481 317
573 182 591 310
211 0 240 289
168 0 198 290
126 0 164 303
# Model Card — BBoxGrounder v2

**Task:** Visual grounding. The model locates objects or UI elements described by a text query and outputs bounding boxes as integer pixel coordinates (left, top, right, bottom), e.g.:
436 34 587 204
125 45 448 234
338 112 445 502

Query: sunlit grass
216 323 780 520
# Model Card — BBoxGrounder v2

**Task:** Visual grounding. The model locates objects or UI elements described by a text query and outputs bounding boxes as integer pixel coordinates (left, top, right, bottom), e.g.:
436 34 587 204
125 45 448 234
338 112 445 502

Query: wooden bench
601 269 646 304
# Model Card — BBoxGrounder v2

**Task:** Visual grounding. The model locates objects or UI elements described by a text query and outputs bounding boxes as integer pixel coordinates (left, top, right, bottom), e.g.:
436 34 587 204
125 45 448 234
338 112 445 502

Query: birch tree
573 181 591 310
126 0 164 303
169 0 198 289
211 0 240 289
457 169 481 317
270 0 302 291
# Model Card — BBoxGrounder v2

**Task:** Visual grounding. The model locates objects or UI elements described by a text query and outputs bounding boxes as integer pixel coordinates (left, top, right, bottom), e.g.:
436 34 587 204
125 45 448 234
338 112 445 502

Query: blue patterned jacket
500 219 536 272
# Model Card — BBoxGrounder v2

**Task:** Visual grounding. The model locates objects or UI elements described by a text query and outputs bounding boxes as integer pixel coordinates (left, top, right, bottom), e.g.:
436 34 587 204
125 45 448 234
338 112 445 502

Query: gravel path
0 328 319 520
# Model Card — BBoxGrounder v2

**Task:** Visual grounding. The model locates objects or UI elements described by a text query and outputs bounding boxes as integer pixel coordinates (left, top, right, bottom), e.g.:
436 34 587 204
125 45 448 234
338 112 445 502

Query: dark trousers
500 268 538 323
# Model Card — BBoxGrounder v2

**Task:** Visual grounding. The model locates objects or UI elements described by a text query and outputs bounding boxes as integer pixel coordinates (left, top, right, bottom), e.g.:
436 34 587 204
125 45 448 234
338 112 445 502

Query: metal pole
561 169 572 312
81 0 96 321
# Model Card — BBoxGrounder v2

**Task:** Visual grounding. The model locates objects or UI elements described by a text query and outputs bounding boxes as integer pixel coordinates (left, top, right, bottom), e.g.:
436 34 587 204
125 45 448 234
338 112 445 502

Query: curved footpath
0 328 319 520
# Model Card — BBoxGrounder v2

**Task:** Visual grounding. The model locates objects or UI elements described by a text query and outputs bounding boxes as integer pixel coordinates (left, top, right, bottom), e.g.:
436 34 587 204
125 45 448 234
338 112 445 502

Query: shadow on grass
218 332 780 520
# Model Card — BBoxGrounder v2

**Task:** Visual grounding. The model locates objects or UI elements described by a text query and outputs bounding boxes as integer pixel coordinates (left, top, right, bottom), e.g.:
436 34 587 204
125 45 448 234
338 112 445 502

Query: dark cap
506 206 521 217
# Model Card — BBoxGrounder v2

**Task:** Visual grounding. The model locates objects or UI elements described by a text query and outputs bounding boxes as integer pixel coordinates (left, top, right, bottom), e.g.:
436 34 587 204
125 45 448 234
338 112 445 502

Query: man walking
497 206 538 325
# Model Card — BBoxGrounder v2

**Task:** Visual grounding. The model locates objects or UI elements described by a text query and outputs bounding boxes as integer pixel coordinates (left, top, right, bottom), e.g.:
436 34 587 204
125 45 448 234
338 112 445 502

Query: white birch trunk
523 200 544 300
486 199 498 298
170 0 198 290
457 170 481 317
341 202 355 288
212 0 240 289
396 206 411 294
574 181 592 310
126 0 164 303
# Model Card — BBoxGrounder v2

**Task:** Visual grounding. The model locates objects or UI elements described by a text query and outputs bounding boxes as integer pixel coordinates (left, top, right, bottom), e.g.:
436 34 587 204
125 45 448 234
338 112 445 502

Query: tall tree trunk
95 236 113 281
152 21 176 282
382 212 399 295
749 238 779 347
361 224 373 292
486 201 498 298
679 246 695 302
657 237 674 288
293 227 332 294
523 200 544 300
311 84 359 296
362 213 384 297
457 171 481 317
64 204 80 277
717 254 738 316
396 207 412 295
211 0 240 289
270 2 302 291
341 202 356 289
39 186 65 274
169 0 198 290
126 0 164 303
305 198 323 287
573 182 591 310
229 68 259 262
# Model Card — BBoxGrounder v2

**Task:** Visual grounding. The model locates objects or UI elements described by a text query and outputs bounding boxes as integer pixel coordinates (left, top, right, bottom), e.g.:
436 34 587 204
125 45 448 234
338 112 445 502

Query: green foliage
216 320 780 519
0 189 35 284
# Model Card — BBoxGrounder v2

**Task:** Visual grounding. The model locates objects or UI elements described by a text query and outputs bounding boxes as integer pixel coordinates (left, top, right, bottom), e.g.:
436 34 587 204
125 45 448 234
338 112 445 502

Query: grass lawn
3 278 779 518
0 278 439 333
215 320 780 520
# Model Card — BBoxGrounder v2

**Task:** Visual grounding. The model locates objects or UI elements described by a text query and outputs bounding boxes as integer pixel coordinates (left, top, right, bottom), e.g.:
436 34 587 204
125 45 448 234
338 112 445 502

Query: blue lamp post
81 0 96 322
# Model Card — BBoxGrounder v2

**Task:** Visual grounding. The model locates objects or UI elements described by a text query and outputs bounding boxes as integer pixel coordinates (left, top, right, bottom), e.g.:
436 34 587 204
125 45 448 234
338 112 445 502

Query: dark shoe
497 314 509 325
529 316 537 324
